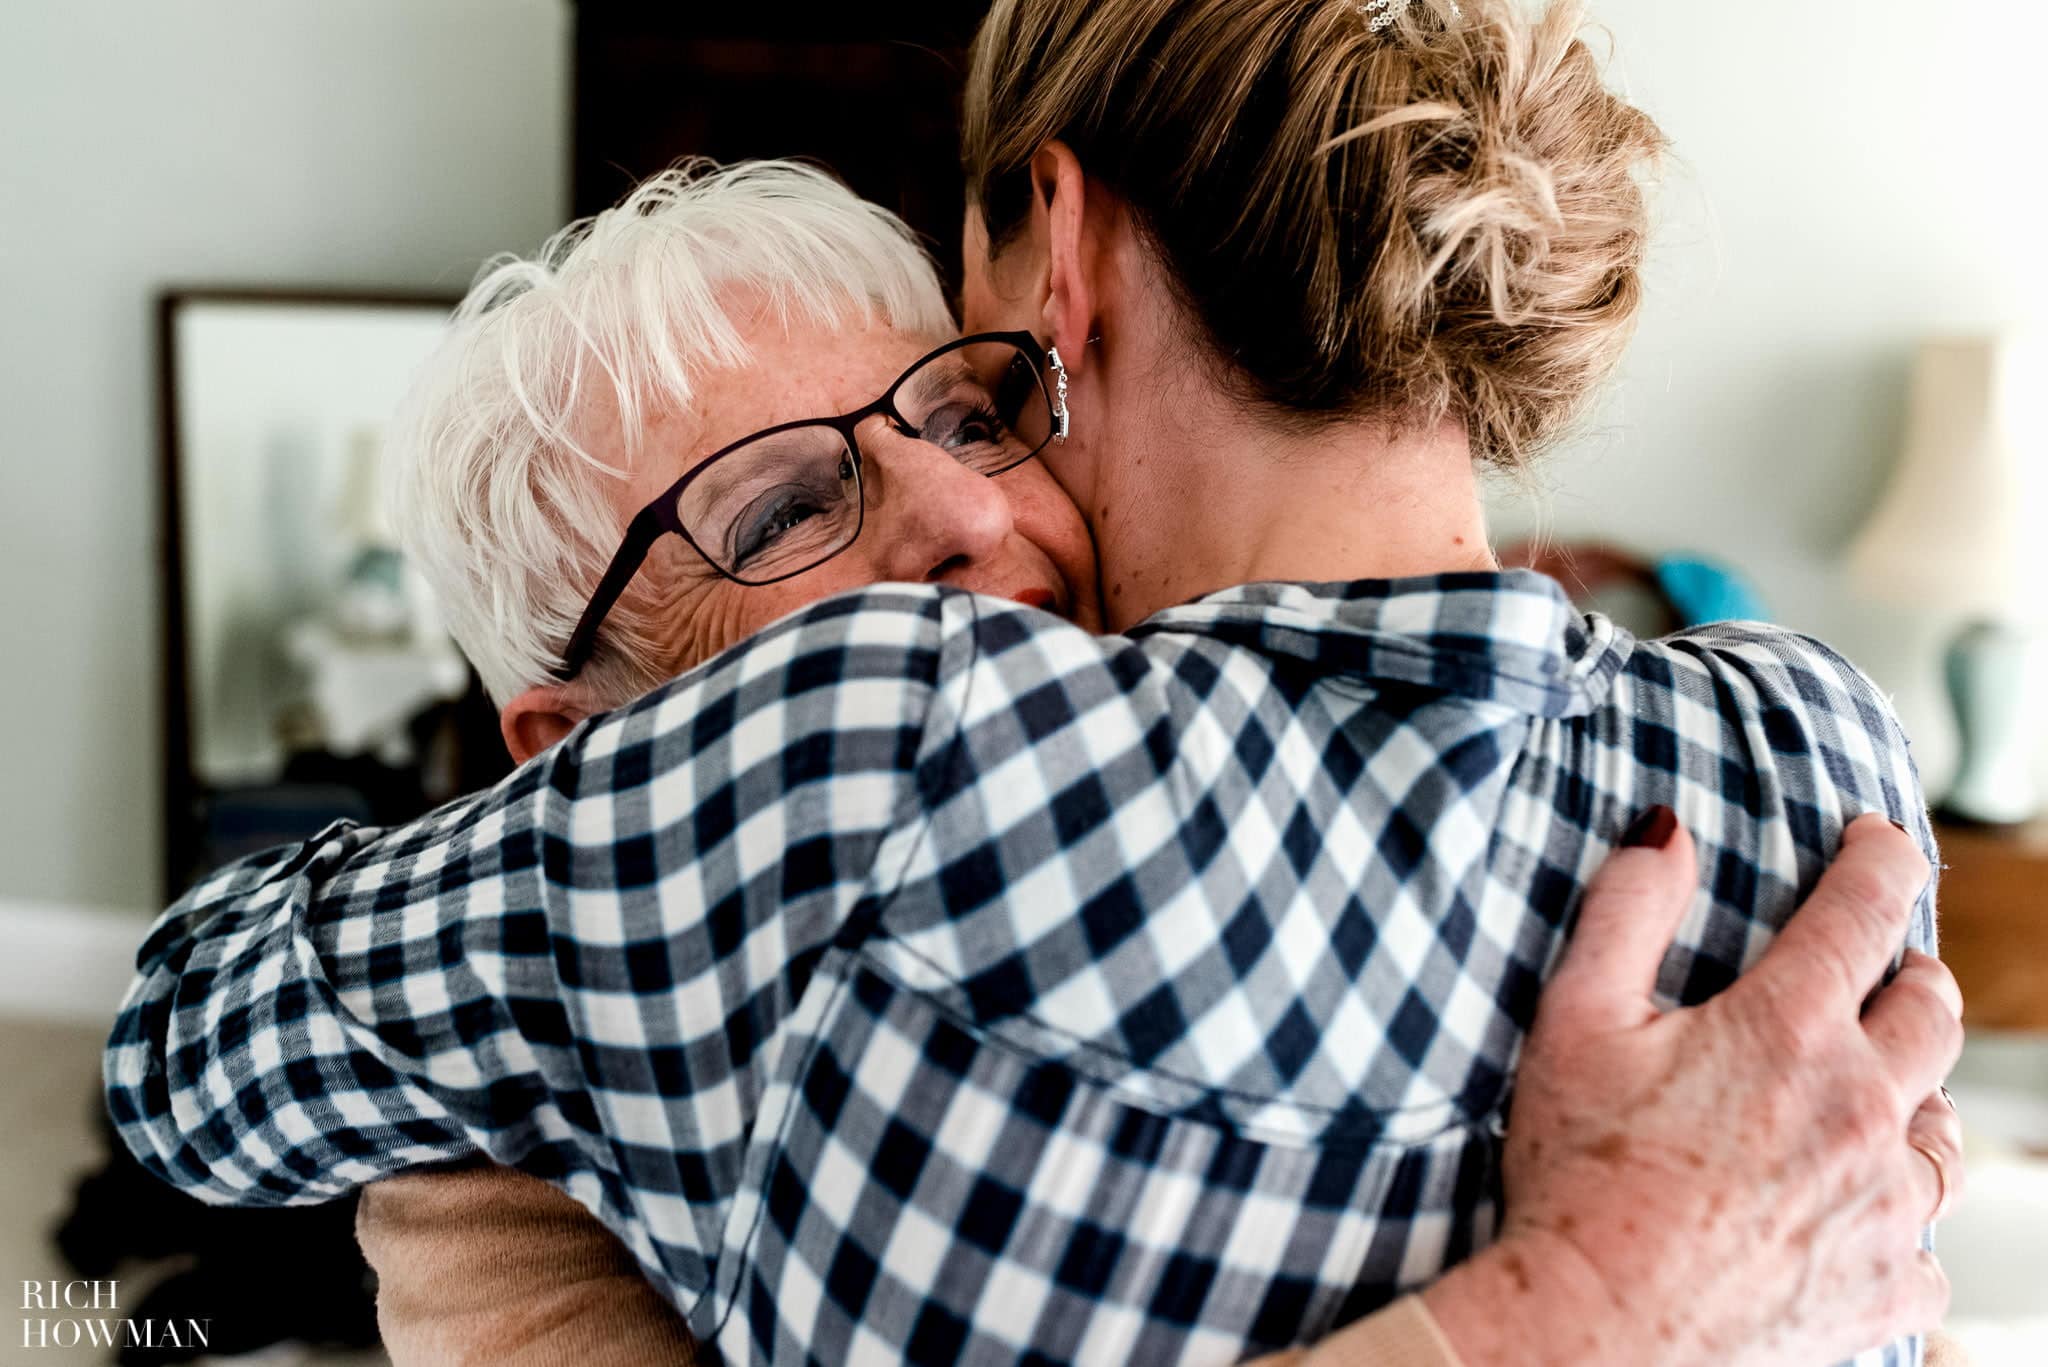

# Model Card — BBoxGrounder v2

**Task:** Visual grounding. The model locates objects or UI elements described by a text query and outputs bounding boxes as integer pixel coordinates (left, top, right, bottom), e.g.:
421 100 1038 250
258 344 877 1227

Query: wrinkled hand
1425 811 1961 1367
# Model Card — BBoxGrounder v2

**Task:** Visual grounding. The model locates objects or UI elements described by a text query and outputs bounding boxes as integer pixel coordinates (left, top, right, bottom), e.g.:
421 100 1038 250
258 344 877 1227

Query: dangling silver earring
1048 347 1072 444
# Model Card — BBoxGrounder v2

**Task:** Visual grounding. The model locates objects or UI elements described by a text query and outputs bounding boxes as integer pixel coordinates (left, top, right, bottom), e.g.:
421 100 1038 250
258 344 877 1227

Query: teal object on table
1655 556 1769 627
1939 619 2041 826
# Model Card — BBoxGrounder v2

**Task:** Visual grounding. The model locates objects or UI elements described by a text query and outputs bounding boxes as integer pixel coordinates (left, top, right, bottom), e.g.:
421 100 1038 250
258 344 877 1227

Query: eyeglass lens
674 340 1052 583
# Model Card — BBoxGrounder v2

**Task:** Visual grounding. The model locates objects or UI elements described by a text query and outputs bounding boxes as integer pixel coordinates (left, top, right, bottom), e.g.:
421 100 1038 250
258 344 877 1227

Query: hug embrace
108 2 1965 1365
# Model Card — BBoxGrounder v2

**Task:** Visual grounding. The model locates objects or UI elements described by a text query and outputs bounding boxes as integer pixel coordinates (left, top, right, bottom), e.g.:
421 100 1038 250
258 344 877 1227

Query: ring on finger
1909 1137 1953 1222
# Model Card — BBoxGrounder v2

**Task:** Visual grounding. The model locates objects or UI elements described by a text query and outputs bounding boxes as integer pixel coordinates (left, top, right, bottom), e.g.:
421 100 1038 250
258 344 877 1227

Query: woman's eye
927 400 1008 453
732 493 822 566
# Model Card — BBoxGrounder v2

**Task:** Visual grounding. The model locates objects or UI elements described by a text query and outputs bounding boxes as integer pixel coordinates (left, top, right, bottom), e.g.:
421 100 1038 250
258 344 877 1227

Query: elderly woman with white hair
112 3 1965 1365
393 160 1100 763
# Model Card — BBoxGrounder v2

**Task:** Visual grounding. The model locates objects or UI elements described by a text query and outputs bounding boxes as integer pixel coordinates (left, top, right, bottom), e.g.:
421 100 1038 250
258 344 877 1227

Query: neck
1073 383 1497 631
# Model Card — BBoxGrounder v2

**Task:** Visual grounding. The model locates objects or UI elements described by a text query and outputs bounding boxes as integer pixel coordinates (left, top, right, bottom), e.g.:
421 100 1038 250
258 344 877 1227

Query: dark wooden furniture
573 3 989 292
1935 820 2048 1031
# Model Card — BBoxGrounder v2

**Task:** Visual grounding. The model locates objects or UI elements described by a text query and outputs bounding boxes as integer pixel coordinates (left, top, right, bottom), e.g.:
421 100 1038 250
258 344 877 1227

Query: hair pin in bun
1357 0 1462 33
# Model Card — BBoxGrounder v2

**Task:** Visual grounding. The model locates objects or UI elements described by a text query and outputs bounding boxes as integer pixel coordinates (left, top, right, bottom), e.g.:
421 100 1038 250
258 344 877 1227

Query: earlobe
499 683 594 765
1031 141 1100 373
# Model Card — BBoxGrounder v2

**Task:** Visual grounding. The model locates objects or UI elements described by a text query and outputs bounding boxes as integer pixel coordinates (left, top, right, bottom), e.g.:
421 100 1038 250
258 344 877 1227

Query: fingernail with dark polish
1622 805 1678 850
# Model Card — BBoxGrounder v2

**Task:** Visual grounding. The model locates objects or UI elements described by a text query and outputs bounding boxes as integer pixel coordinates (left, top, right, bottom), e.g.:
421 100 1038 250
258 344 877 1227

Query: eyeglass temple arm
554 507 665 681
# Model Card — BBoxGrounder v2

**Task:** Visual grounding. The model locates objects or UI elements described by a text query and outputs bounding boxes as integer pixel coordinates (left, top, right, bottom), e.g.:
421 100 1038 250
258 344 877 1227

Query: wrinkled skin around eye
595 315 1102 680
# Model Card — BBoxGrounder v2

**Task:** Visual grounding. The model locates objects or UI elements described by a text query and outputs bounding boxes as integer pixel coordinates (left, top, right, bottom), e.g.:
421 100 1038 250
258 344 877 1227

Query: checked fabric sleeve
105 586 975 1300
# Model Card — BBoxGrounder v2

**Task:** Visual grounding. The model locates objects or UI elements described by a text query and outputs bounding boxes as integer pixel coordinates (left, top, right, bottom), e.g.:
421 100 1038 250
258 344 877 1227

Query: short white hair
387 159 956 707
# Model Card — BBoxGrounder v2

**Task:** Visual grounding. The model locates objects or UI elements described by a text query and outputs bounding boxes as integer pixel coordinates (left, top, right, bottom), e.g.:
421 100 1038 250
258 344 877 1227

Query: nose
860 423 1015 584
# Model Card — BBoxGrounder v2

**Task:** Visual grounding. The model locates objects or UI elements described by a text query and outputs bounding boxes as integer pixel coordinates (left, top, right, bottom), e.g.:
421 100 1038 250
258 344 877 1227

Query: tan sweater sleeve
1243 1296 1467 1367
356 1165 696 1367
358 1165 1472 1367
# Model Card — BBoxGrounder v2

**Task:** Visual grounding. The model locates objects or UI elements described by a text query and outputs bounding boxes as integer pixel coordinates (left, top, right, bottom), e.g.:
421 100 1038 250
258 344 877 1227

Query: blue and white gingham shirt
108 572 1935 1366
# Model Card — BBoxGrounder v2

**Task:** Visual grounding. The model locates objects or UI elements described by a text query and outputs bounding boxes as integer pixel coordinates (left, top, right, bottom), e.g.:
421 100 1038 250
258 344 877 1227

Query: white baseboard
0 899 152 1024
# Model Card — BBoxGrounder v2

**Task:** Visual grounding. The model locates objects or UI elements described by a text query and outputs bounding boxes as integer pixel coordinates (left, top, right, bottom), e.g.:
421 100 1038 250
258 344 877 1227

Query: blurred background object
1497 539 1770 638
1848 334 2046 828
160 291 501 891
573 2 982 282
1 0 2044 1362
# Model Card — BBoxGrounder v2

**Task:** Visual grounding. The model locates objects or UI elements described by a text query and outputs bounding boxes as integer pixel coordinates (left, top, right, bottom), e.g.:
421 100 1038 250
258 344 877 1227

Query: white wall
0 1 569 912
1486 0 2048 805
3 0 2039 915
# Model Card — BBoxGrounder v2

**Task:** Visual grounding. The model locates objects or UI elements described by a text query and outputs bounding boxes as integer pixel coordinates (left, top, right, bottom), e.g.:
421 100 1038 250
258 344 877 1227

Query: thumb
1542 807 1698 1033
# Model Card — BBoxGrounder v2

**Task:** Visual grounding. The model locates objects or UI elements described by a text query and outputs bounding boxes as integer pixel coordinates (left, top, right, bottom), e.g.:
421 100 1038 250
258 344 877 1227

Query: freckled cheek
1002 477 1096 593
715 570 880 662
674 553 920 671
672 584 761 672
1025 494 1092 576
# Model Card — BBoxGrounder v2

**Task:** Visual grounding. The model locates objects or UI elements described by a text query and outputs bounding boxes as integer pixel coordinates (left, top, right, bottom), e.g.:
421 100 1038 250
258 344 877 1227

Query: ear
1029 141 1104 374
499 681 598 765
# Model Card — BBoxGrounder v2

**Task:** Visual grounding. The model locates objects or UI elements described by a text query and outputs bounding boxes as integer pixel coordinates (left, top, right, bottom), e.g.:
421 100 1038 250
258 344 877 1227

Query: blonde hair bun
965 0 1667 465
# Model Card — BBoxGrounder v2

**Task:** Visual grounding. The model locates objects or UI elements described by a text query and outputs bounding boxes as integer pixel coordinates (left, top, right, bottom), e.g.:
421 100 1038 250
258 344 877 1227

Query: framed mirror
158 290 511 895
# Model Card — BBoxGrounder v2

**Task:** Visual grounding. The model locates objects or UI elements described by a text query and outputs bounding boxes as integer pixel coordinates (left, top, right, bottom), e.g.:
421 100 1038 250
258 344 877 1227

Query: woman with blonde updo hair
938 3 1945 1365
187 3 1957 1366
957 0 1669 627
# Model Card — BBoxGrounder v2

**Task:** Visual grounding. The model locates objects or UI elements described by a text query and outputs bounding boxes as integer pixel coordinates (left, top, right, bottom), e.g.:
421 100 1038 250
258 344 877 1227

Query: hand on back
1437 811 1960 1367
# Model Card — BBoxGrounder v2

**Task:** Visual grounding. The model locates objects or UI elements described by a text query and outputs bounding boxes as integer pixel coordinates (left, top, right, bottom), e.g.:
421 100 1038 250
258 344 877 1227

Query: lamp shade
335 425 396 546
1847 334 2046 622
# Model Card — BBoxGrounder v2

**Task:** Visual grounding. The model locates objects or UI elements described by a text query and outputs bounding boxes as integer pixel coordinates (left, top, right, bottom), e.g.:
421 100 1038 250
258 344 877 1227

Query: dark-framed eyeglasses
553 330 1062 681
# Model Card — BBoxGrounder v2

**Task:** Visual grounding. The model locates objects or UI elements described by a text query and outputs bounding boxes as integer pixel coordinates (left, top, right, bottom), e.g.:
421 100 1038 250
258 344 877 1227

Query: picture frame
156 288 501 895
